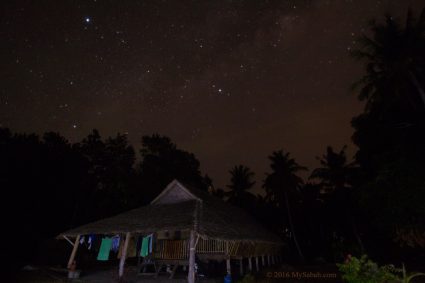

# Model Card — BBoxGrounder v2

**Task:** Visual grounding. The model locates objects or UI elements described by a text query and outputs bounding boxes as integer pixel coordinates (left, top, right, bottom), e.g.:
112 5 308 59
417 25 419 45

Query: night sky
1 0 424 190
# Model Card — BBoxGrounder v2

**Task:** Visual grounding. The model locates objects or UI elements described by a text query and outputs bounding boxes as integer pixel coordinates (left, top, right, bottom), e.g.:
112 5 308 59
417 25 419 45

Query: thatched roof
59 180 281 244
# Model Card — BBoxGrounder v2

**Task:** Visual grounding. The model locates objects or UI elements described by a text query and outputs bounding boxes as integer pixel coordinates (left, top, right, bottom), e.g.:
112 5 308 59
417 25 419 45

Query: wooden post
118 232 131 278
255 256 259 271
239 258 243 275
272 255 275 265
226 258 231 275
188 230 196 283
268 255 271 266
67 235 80 269
248 257 252 272
262 255 265 266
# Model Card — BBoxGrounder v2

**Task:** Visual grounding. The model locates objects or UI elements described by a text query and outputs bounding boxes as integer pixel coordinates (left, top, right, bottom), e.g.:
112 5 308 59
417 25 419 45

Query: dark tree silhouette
204 175 225 199
310 146 364 257
351 8 425 249
1 129 90 274
225 165 256 210
263 150 307 261
138 134 208 203
299 182 326 258
0 128 212 274
310 146 353 193
351 8 425 110
76 130 136 219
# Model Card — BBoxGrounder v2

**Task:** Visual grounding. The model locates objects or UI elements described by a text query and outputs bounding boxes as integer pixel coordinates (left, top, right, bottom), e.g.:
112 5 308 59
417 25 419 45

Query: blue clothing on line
111 236 120 252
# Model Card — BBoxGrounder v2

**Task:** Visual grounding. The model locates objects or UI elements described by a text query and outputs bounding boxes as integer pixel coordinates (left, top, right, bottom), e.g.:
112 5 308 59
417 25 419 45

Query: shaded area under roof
59 180 282 244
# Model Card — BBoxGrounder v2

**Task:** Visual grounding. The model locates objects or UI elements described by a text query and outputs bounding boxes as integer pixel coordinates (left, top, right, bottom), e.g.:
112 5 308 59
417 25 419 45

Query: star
3 0 418 195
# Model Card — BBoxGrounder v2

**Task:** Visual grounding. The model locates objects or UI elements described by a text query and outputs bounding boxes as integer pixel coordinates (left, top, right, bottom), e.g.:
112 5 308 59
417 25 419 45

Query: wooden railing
196 239 226 254
154 239 279 259
155 240 188 259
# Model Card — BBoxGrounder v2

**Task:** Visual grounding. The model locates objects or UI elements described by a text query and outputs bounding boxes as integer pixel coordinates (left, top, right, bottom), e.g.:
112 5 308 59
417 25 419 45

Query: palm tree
310 146 353 193
226 165 256 208
351 9 425 111
263 150 307 260
310 146 364 253
351 9 425 249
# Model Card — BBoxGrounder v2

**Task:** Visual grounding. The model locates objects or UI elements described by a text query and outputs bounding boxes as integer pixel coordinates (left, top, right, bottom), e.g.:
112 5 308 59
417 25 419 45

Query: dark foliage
350 8 425 253
225 165 256 211
0 129 209 275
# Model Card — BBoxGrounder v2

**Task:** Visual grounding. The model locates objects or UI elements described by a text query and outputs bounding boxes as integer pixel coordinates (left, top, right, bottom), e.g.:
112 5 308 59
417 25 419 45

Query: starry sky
1 0 424 190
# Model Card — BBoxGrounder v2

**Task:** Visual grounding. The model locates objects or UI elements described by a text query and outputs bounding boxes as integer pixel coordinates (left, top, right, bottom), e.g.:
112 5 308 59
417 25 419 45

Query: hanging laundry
97 237 112 261
111 236 120 252
87 235 96 250
140 236 149 257
148 234 153 253
79 236 85 245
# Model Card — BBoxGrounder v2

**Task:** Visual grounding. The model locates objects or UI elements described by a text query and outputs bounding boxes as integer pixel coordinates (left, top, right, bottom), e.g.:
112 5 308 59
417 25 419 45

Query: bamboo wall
154 238 280 260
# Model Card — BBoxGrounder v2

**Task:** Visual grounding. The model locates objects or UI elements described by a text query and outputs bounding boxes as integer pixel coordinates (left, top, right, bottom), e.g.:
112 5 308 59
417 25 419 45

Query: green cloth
140 236 149 257
97 237 112 261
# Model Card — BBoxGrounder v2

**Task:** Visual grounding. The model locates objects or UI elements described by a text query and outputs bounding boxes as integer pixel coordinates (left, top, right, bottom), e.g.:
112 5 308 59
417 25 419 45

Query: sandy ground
16 265 220 283
80 266 219 283
15 262 425 283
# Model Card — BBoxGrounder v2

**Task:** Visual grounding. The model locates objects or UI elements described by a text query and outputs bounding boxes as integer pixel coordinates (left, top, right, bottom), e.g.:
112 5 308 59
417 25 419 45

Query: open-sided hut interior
58 179 283 282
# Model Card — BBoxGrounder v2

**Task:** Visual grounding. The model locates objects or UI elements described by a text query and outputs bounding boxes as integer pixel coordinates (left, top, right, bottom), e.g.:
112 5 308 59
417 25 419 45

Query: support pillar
188 230 196 283
239 258 243 275
226 258 231 275
262 255 265 266
268 255 271 266
67 235 81 269
118 232 131 278
255 256 259 271
248 257 252 272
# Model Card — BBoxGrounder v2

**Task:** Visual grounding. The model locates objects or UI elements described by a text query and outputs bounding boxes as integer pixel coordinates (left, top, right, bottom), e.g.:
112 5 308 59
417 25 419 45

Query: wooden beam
226 258 231 275
188 230 196 283
63 235 74 247
248 257 252 272
118 232 131 278
67 235 80 269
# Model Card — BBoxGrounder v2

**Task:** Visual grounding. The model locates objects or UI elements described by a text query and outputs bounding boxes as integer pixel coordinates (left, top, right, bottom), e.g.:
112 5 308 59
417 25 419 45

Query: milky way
1 0 424 190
